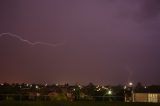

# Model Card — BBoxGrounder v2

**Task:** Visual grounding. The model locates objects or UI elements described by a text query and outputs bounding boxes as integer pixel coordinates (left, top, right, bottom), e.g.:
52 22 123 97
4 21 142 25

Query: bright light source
124 86 127 89
99 88 101 91
78 85 82 89
108 90 112 95
129 82 133 86
35 85 39 89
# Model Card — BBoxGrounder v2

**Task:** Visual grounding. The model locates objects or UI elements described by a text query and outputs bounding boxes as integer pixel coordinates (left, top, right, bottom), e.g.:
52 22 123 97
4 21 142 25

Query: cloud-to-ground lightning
0 32 64 47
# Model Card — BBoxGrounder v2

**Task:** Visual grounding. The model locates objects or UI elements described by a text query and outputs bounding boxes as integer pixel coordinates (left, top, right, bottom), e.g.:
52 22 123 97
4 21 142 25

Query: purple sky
0 0 160 85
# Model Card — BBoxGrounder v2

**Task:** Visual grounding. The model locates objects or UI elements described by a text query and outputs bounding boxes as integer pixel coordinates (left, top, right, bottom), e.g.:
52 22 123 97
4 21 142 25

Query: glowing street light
108 90 112 95
35 85 39 89
73 88 76 91
129 82 133 86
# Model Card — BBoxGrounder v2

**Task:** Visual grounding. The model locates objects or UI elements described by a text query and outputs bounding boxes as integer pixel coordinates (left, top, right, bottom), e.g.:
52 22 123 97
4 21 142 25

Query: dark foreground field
0 101 160 106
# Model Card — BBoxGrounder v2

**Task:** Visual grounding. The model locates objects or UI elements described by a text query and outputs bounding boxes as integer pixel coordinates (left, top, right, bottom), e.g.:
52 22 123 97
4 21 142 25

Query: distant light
144 86 147 89
56 83 59 86
26 84 29 87
0 83 4 86
102 86 108 90
35 85 39 89
73 88 76 91
108 90 112 95
124 86 127 89
78 85 82 89
30 84 32 87
102 86 107 89
97 88 101 91
96 85 100 88
36 93 40 97
129 82 133 86
45 84 48 87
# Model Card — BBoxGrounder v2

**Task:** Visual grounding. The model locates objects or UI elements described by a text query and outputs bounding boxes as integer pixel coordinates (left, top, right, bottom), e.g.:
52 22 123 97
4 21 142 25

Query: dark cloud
142 0 160 19
113 0 160 22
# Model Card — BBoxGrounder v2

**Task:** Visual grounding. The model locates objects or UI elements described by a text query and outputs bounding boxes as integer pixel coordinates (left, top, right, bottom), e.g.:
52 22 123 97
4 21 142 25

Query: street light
129 82 133 86
35 85 39 89
129 82 134 102
108 90 112 95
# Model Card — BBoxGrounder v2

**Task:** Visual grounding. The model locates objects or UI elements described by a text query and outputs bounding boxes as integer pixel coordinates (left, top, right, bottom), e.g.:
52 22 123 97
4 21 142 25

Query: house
133 93 160 103
132 86 160 103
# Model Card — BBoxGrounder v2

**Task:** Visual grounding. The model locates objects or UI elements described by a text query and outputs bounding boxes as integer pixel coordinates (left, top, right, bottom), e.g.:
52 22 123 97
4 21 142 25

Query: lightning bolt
0 32 64 47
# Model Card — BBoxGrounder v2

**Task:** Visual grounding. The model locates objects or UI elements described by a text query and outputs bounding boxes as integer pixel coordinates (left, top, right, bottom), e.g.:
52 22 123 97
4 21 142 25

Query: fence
0 94 124 101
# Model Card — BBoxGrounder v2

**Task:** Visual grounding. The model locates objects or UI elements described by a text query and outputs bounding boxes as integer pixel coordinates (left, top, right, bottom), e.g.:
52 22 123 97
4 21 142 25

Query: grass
0 101 160 106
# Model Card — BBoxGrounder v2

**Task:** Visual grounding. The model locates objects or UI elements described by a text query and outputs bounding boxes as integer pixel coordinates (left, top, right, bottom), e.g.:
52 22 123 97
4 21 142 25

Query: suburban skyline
0 0 160 85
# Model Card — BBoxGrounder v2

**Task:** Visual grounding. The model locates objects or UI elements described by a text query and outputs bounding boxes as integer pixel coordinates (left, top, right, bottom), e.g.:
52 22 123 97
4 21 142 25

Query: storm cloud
0 0 160 85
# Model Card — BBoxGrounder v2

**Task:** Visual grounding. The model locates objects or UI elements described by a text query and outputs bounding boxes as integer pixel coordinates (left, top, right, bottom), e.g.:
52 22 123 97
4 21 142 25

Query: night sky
0 0 160 85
